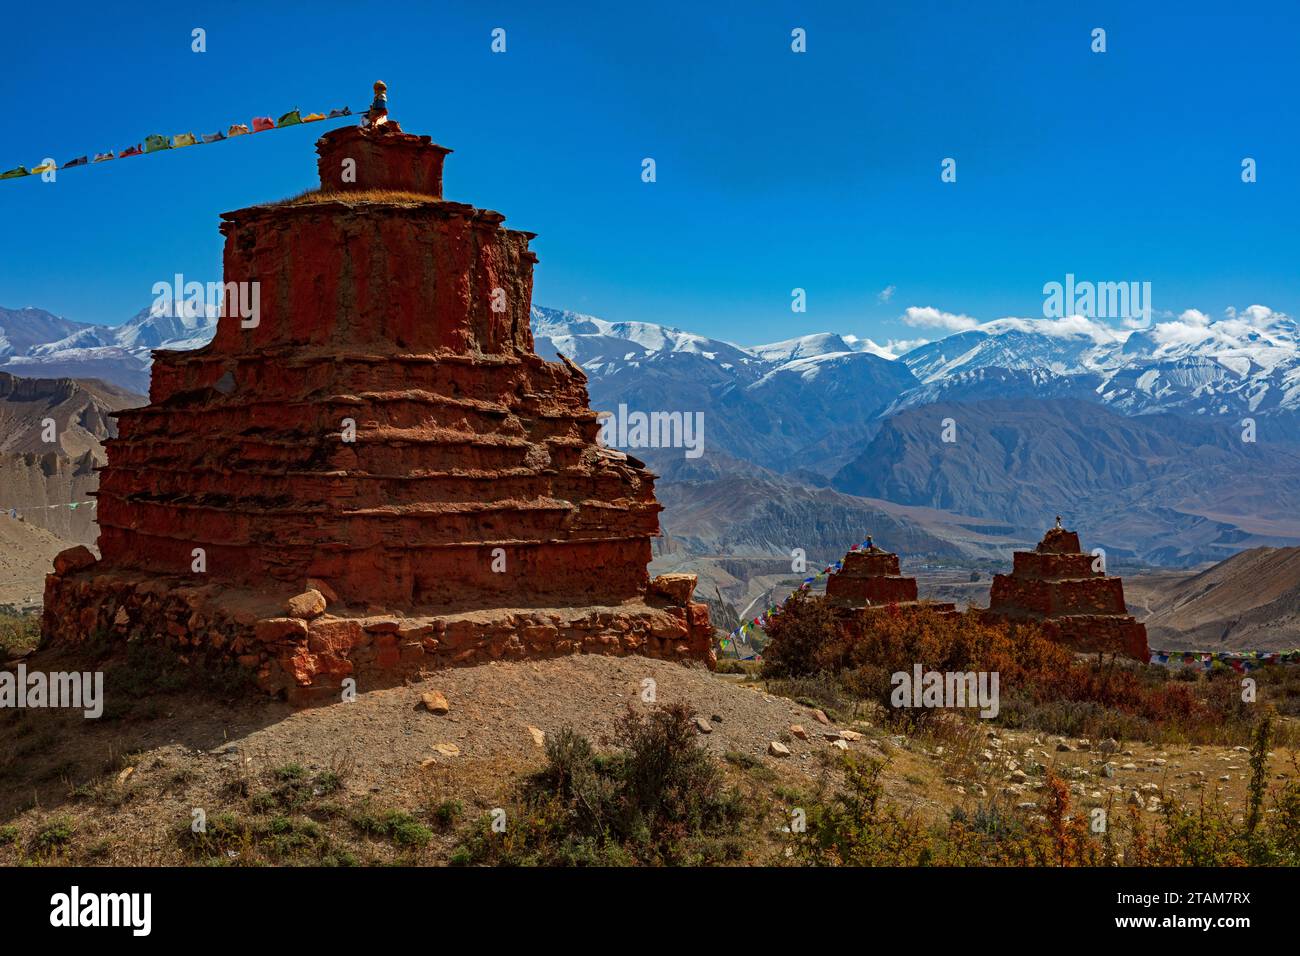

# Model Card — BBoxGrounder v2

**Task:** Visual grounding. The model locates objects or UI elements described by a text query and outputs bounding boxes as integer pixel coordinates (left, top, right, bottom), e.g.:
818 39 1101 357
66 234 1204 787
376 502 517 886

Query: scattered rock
831 739 849 751
1098 738 1120 754
693 716 713 734
420 691 450 714
789 725 808 740
768 741 791 757
285 589 327 620
811 709 830 725
431 743 460 757
528 726 545 748
116 766 135 785
839 729 864 741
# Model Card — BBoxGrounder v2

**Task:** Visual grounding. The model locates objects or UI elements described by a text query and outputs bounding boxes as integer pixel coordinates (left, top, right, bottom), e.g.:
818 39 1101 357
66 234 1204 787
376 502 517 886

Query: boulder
421 691 450 714
285 589 327 620
53 545 96 576
651 573 697 606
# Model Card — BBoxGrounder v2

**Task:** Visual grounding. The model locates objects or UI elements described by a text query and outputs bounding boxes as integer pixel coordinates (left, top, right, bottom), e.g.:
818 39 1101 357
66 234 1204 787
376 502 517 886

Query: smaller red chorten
826 536 919 606
986 517 1149 660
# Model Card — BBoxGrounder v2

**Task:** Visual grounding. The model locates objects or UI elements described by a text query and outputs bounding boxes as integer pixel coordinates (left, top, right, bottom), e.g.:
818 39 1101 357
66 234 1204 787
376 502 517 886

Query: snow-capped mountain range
4 299 1299 565
534 303 1300 433
0 302 219 393
5 299 1296 435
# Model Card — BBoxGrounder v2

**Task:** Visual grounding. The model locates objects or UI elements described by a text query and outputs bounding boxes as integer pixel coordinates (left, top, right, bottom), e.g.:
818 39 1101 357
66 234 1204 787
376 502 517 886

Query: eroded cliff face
43 118 713 699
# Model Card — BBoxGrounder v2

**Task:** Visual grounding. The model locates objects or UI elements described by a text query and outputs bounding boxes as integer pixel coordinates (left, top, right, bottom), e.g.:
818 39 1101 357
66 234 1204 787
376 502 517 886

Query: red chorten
825 540 918 606
824 538 956 633
985 520 1149 660
41 99 714 702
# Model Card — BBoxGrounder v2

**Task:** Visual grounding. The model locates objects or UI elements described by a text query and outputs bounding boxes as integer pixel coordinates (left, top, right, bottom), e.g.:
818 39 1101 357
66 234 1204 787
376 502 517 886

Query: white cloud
877 285 896 303
883 337 929 355
902 307 1118 343
901 306 979 332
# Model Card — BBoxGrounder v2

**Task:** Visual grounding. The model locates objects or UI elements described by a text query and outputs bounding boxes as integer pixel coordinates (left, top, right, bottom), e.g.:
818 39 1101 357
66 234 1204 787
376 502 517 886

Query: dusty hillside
1 644 1293 866
0 518 68 608
1143 546 1300 650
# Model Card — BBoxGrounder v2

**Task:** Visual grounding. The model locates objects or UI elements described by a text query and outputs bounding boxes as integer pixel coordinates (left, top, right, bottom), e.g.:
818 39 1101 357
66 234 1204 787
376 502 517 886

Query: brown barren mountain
0 372 145 544
1142 546 1300 651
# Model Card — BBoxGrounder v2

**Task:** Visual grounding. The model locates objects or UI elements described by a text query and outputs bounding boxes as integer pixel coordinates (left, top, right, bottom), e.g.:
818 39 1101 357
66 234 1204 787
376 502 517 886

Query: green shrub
456 703 745 866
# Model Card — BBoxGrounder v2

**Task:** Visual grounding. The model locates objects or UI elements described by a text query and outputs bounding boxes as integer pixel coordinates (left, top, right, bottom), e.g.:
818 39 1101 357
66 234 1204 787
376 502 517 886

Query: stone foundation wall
43 562 714 706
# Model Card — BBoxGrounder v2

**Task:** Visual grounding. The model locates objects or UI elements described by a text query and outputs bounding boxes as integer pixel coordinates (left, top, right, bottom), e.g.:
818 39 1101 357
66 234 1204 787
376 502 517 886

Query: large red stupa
42 93 714 701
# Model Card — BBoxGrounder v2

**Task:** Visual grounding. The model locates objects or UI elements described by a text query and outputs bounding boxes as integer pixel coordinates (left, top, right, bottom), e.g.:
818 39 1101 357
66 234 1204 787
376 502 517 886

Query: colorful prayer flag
144 134 171 153
228 124 250 137
172 132 198 148
277 109 302 127
92 152 115 163
0 165 29 179
202 131 226 144
251 116 275 132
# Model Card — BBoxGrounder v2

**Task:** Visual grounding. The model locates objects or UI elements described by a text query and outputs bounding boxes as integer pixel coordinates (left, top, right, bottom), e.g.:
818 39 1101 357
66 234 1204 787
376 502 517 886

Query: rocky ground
0 644 1294 865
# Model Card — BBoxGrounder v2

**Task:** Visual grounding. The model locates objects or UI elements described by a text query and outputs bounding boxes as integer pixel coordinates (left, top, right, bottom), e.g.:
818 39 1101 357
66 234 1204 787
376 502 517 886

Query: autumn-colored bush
760 590 845 678
762 600 1213 738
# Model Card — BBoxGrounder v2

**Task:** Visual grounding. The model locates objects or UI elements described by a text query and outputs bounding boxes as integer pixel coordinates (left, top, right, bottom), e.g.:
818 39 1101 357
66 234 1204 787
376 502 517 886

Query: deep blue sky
0 1 1294 346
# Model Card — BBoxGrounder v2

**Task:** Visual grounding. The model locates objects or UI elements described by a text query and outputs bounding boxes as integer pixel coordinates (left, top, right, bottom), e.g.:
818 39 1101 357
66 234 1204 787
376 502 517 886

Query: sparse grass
349 805 434 848
430 799 463 829
274 188 441 207
32 817 76 853
0 606 40 658
787 718 1300 866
